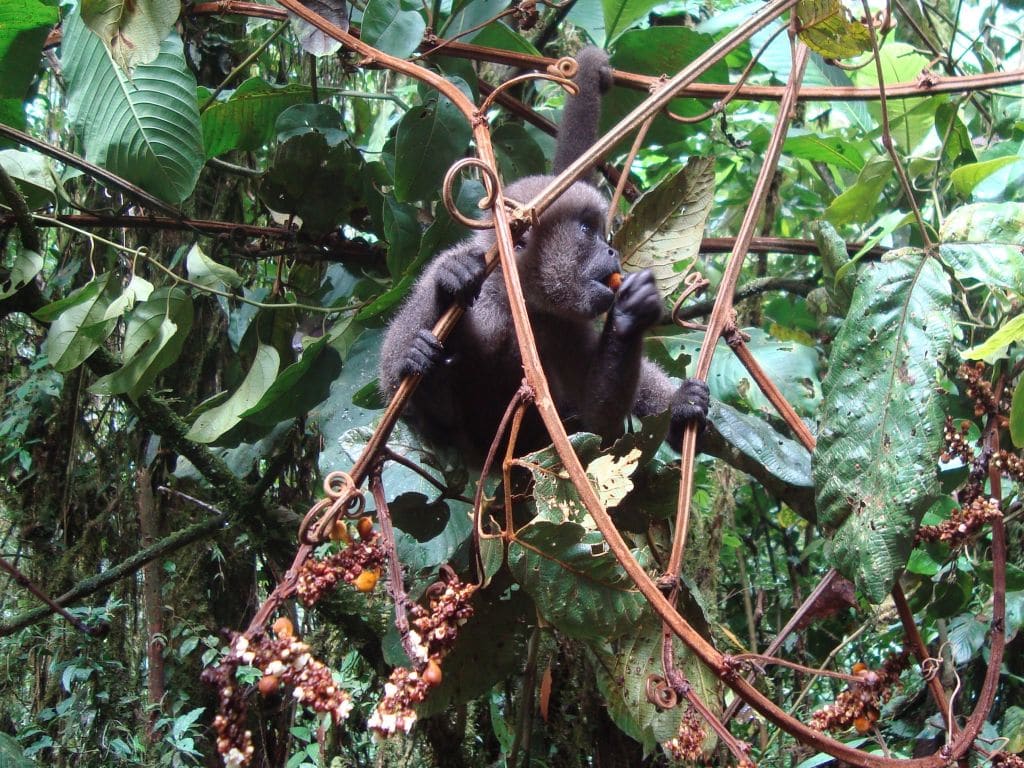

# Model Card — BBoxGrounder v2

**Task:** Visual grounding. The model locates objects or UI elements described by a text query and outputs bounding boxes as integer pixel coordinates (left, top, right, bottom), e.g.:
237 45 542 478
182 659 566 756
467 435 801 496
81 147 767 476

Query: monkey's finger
399 330 445 378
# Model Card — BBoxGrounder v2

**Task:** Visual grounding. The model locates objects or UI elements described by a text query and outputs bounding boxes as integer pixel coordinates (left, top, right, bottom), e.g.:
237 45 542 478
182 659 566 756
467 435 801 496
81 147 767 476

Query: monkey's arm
379 241 488 393
633 360 710 452
580 270 662 439
552 47 614 175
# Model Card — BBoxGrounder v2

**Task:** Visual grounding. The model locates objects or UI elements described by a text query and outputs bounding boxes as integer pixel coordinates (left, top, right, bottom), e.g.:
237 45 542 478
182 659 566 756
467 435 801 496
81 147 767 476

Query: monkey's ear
597 61 613 93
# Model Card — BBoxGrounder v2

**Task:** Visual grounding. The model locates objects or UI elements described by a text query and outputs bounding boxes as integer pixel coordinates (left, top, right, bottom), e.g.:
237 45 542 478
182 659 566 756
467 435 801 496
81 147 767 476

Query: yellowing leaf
796 0 872 58
586 448 642 509
80 0 181 71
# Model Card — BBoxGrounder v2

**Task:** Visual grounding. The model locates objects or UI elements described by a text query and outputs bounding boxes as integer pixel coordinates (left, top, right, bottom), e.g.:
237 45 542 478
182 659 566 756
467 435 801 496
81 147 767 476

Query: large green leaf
508 520 646 641
42 272 120 372
615 157 715 296
1012 380 1024 449
239 333 343 426
812 252 953 603
938 203 1024 294
961 315 1024 362
949 156 1022 197
825 158 892 226
61 9 203 204
200 79 318 159
80 0 180 71
602 29 728 150
393 82 472 203
591 610 719 754
361 0 426 59
186 344 280 443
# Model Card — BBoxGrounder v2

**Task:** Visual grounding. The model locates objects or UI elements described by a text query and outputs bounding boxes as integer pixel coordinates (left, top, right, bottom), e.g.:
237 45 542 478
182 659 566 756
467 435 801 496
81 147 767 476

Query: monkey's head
501 176 620 321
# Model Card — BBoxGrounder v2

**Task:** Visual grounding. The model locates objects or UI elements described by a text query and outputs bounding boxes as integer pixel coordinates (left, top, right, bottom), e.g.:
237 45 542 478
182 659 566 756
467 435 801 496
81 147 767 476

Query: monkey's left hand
609 270 663 337
668 378 710 451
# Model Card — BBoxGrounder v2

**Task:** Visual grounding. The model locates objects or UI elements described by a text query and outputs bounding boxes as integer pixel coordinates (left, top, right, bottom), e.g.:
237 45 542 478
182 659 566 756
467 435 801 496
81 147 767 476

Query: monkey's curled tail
551 46 613 176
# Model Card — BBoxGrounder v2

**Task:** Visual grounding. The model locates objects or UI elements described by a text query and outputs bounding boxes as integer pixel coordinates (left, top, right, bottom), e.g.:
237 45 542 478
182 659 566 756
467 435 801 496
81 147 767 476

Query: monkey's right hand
437 248 487 307
398 329 446 380
609 270 663 337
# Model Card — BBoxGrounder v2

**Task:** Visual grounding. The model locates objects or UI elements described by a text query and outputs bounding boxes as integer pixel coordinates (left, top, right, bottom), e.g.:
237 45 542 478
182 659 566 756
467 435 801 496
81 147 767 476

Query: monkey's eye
579 221 592 235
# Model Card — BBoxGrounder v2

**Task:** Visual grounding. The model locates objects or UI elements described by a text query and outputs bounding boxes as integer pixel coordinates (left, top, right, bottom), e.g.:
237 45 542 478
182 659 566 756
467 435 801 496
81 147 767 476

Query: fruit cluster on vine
663 705 706 762
809 652 908 734
295 516 386 605
958 362 1011 418
367 569 477 737
204 619 352 767
941 415 974 464
992 751 1024 767
916 496 1002 545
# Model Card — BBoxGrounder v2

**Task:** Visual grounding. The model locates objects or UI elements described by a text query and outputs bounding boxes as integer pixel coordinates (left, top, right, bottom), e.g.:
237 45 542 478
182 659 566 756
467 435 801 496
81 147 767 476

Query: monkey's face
511 181 619 321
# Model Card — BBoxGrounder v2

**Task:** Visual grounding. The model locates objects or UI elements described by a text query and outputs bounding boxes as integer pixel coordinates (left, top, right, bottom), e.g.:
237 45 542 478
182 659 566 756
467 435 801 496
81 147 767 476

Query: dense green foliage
0 0 1023 765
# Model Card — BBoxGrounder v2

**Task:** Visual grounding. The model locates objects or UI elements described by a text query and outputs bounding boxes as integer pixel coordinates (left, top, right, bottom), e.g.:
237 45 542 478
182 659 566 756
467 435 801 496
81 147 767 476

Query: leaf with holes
812 251 953 603
795 0 871 58
615 157 715 295
62 9 202 204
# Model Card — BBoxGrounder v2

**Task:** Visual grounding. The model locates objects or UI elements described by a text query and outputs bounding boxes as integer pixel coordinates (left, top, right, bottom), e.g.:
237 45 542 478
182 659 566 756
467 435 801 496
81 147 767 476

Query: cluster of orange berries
205 618 353 767
810 652 908 735
295 516 385 606
663 705 706 762
368 569 477 737
916 496 1002 545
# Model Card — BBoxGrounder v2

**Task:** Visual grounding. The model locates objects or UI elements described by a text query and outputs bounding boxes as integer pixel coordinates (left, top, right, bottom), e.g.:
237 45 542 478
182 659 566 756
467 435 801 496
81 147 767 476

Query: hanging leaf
42 272 120 372
795 0 871 58
80 0 180 71
0 149 58 209
360 0 425 59
615 157 715 295
0 249 41 301
812 251 954 603
949 156 1022 197
186 344 280 443
508 520 646 640
290 0 348 56
784 132 866 173
61 10 203 204
186 243 243 291
90 287 194 398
